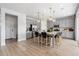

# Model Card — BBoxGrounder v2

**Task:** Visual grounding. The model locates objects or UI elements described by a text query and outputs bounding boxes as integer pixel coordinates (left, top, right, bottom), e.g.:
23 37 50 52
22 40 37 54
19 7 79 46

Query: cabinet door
26 32 32 39
62 31 73 39
62 31 66 38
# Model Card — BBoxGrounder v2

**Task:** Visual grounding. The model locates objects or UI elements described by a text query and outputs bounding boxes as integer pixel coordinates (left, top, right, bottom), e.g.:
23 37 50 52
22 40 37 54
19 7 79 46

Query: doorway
5 14 18 44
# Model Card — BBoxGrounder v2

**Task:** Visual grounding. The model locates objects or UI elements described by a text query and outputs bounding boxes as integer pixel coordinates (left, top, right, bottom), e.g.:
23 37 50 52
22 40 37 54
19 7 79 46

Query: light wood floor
0 38 79 56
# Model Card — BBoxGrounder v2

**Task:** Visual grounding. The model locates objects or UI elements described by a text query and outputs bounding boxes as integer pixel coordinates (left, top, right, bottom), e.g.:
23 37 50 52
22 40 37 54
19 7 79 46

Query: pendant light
49 7 52 21
37 9 40 23
48 7 56 22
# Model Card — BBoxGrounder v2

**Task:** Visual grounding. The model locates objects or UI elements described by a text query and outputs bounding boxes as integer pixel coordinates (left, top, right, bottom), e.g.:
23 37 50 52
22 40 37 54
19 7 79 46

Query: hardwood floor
0 38 79 56
5 38 17 44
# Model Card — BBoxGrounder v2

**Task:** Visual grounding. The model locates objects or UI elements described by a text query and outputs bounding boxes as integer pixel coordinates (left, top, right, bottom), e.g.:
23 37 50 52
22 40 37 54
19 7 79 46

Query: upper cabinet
0 9 1 16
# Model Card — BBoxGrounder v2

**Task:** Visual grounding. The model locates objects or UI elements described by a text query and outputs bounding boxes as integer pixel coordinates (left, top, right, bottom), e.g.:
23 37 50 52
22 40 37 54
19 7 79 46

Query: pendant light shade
49 16 52 20
52 19 56 22
36 9 40 23
48 7 56 22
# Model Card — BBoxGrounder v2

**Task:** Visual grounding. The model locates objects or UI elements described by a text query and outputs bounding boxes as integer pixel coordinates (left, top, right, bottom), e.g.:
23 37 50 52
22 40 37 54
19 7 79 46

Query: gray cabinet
26 31 32 39
62 31 74 39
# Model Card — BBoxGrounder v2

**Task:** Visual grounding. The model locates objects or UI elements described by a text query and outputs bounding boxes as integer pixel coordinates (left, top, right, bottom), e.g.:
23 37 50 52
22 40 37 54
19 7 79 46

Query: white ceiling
0 3 78 18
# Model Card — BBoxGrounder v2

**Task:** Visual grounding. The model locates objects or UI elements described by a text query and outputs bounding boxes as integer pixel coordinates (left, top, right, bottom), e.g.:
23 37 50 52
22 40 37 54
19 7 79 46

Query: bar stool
47 34 53 46
34 31 41 45
55 32 62 48
49 34 55 47
41 32 47 46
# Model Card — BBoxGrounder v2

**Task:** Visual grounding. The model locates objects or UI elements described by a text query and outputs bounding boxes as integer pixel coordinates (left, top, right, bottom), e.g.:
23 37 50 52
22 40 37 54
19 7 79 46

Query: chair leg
33 37 35 43
53 37 55 48
41 37 42 46
46 38 48 46
55 38 61 48
41 38 45 46
37 37 40 45
50 37 53 47
57 36 63 48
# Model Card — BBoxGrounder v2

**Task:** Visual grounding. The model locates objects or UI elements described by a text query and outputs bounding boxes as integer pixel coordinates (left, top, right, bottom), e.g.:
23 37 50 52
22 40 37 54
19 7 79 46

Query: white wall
5 14 17 39
1 8 5 46
0 10 1 45
0 8 26 46
18 14 26 41
75 7 79 41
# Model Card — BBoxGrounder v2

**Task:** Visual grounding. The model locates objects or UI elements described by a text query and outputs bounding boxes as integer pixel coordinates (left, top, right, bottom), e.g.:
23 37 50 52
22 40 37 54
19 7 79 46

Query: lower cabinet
62 31 74 39
26 31 32 39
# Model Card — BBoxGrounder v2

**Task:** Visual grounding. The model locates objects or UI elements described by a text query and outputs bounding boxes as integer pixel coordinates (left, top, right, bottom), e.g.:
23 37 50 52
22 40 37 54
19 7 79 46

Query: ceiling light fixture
37 9 40 23
48 7 56 22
